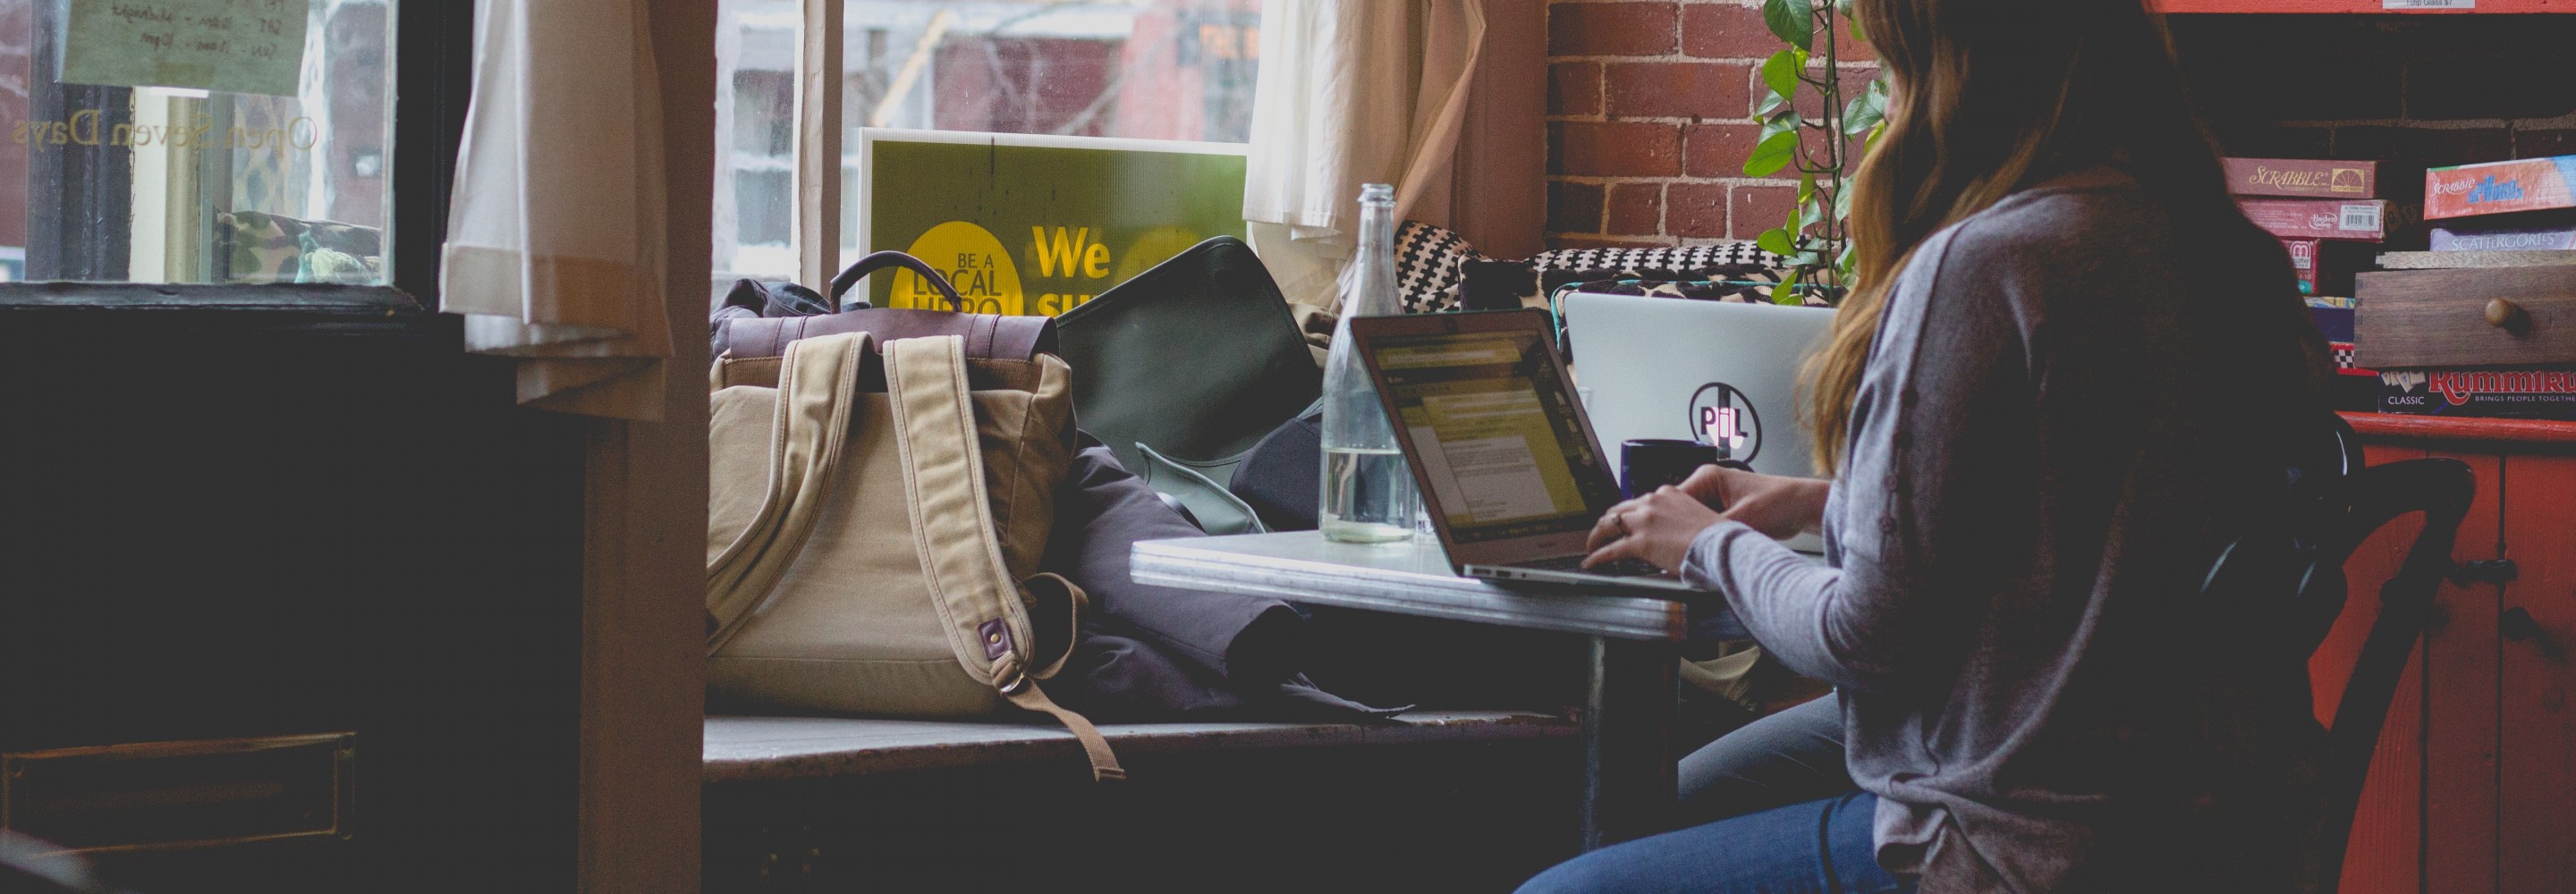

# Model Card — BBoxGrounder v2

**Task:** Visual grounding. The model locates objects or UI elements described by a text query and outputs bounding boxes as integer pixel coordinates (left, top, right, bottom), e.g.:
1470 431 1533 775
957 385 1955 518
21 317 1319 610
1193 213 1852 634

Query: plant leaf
1760 49 1805 105
1833 179 1855 220
1743 129 1799 177
1757 228 1798 257
1800 197 1826 231
1763 0 1815 51
1757 89 1788 118
1760 108 1803 139
1797 172 1816 205
1842 94 1883 137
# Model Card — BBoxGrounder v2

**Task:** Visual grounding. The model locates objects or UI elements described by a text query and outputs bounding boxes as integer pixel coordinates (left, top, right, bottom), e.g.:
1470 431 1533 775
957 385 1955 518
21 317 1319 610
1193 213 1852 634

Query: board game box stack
2227 158 2382 406
2356 155 2576 420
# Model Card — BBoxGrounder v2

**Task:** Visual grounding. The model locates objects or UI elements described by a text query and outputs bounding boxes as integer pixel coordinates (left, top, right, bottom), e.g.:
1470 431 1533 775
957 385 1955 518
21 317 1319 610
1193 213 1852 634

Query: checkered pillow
1530 242 1777 276
1394 221 1480 314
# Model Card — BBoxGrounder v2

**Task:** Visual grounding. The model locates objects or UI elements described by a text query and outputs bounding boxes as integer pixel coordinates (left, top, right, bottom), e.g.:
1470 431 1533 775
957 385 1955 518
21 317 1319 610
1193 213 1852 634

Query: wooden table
1133 531 1733 850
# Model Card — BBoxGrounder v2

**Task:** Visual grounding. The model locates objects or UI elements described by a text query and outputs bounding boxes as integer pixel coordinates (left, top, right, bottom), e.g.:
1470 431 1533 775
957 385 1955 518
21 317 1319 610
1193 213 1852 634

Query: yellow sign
895 221 1024 316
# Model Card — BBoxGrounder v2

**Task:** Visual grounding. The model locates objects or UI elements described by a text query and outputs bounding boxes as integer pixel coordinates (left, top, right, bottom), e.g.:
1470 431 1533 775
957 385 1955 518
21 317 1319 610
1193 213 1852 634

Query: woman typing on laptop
1520 1 2333 892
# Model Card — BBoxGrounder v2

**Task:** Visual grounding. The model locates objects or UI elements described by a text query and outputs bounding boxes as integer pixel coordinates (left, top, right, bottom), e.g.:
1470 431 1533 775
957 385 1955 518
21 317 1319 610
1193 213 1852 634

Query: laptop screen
1372 329 1623 544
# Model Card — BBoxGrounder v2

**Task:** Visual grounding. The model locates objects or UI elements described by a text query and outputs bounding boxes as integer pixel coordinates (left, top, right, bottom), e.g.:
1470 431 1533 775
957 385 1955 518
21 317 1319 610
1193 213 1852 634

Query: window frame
0 0 473 317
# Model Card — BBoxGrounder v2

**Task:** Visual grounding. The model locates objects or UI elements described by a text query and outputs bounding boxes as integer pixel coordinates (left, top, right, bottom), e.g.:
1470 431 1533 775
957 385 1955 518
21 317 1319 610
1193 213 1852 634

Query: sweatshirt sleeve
1682 222 2032 696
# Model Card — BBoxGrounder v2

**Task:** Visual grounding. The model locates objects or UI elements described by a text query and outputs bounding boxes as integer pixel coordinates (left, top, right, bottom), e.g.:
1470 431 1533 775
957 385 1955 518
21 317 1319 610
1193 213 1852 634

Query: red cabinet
2325 414 2576 894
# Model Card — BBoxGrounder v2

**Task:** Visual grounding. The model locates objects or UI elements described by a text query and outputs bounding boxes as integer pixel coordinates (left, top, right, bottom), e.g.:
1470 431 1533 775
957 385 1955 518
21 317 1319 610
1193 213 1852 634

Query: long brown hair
1807 0 2311 472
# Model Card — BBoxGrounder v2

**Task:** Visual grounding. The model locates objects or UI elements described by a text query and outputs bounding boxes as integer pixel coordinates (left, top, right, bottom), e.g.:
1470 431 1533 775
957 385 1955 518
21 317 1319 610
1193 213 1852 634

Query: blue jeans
1515 791 1911 894
1517 698 1914 894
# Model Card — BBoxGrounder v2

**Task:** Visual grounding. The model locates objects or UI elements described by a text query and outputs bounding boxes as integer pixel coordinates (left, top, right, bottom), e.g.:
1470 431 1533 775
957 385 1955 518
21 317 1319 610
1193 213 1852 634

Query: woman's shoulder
1949 172 2168 261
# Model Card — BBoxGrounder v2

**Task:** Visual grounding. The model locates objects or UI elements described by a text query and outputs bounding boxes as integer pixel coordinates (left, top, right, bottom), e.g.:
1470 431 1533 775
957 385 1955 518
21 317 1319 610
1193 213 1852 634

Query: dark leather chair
2199 412 2475 893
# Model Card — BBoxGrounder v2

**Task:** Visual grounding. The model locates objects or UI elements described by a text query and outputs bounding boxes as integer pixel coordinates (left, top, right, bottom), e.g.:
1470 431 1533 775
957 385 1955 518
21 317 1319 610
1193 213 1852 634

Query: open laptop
1346 308 1703 592
1563 292 1835 554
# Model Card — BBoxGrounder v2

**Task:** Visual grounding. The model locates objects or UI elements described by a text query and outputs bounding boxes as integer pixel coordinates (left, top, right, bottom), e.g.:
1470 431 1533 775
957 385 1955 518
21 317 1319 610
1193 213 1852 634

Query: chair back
2199 411 2474 893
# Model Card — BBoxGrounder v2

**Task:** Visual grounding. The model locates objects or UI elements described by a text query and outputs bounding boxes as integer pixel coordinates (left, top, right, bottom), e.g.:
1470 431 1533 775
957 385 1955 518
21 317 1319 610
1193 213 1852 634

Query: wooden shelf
2343 411 2576 445
2159 0 2572 12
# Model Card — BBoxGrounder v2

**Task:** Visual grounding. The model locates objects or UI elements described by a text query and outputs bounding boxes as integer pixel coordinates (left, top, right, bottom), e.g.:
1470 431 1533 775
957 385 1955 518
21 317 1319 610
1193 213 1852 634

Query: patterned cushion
1530 242 1778 276
1394 221 1480 314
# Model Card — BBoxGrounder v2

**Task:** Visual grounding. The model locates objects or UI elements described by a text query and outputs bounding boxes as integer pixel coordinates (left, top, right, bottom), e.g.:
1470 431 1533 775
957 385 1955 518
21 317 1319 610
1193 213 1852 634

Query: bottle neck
1343 196 1399 317
1355 198 1395 261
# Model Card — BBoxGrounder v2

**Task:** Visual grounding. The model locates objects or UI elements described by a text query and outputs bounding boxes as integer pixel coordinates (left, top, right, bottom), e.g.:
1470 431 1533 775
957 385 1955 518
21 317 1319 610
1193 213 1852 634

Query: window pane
839 0 1262 260
709 0 1261 290
843 0 1261 142
0 0 394 285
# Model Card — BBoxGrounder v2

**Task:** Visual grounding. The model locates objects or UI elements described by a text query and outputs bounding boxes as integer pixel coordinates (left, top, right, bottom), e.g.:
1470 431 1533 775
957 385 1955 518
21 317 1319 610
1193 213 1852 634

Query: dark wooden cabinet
0 306 592 892
2325 414 2576 894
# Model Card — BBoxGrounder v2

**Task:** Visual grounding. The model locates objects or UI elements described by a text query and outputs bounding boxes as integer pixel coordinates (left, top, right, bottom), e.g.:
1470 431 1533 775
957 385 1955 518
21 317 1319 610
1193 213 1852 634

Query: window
712 0 1263 291
0 0 395 287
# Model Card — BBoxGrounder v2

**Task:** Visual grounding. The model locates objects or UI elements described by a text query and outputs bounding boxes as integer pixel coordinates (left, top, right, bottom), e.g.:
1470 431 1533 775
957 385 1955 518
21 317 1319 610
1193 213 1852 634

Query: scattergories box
2426 155 2576 220
2240 198 2389 241
2225 157 2378 198
2430 221 2576 251
2379 368 2576 420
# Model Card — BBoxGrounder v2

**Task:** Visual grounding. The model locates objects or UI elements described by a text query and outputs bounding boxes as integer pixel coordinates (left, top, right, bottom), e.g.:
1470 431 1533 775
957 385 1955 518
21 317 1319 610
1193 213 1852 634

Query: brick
1549 121 1684 177
1667 182 1731 238
1833 15 1877 63
2334 125 2511 187
1684 122 1764 178
1550 3 1677 57
1550 62 1603 117
1732 183 1800 240
2518 129 2576 160
1606 62 1753 119
1548 234 1675 251
1606 183 1665 235
1548 181 1606 233
2207 122 2334 161
2407 50 2576 121
2171 15 2402 122
1681 3 1773 60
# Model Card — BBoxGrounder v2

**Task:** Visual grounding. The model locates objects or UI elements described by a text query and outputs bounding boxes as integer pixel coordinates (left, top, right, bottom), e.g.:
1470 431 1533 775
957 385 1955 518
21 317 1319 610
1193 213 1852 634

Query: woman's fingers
1582 536 1640 569
1677 463 1735 509
1586 498 1641 553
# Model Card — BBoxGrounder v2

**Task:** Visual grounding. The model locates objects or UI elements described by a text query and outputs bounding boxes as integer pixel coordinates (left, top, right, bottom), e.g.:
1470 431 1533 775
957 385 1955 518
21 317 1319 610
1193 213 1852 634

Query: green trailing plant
1743 0 1887 306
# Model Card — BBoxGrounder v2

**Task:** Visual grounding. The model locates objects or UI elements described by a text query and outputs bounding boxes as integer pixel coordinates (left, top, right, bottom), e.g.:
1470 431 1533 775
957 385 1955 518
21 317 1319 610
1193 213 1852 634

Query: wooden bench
703 711 1583 891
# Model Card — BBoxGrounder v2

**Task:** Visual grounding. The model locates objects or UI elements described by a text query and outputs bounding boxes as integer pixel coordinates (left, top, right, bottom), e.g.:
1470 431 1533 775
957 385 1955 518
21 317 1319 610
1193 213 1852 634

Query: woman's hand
1583 485 1724 573
1678 465 1830 541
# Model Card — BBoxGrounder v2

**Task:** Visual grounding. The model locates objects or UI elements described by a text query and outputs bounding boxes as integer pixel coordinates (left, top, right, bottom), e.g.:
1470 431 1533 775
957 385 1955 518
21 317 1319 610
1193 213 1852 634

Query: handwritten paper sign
62 0 309 97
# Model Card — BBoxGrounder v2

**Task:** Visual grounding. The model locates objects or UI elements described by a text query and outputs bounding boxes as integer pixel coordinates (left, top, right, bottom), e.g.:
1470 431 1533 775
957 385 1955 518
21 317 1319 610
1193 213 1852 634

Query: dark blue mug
1621 439 1722 501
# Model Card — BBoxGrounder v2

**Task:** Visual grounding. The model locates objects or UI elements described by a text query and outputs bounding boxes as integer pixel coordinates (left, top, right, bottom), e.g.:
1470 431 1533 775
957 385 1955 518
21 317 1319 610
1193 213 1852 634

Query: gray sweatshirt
1685 178 2328 893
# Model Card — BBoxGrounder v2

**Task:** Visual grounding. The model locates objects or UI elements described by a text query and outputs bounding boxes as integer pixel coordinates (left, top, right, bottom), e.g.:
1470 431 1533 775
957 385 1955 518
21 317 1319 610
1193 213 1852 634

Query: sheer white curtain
443 0 673 420
1243 0 1487 308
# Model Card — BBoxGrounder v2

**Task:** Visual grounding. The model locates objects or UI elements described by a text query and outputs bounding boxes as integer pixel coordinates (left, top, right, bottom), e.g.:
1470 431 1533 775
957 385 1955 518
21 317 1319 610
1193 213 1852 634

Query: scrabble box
2241 198 2389 242
2225 157 2378 198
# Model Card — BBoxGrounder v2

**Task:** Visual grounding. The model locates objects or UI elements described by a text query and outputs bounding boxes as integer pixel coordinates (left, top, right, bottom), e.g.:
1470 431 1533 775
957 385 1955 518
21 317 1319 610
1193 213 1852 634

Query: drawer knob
2486 298 2532 335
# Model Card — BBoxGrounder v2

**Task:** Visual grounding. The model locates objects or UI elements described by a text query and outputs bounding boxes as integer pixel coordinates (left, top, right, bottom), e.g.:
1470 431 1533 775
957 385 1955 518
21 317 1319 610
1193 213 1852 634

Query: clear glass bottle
1318 183 1419 544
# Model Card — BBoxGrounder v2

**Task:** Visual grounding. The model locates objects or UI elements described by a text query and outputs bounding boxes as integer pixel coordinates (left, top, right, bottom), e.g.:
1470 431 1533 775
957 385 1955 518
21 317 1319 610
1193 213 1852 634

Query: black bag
1229 406 1325 533
1055 237 1322 534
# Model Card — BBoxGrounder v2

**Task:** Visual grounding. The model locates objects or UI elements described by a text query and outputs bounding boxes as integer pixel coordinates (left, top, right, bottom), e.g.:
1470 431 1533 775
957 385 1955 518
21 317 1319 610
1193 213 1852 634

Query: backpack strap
705 332 874 653
883 336 1124 781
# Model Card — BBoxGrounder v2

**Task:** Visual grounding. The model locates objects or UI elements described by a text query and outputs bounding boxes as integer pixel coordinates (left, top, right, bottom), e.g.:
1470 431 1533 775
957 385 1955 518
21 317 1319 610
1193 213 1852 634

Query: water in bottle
1318 183 1419 544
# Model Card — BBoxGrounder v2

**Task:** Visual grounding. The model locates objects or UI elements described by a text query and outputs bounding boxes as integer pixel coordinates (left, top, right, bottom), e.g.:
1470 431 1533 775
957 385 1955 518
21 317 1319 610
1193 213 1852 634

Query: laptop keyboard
1518 554 1664 577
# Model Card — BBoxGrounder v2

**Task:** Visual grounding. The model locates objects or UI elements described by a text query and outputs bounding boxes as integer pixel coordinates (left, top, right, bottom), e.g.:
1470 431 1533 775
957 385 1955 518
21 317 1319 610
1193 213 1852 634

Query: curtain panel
444 0 674 421
1243 0 1487 309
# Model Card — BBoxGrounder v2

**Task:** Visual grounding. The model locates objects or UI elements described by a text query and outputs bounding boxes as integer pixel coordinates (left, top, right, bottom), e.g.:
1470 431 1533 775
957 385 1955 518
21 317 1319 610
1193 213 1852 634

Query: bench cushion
704 710 1573 784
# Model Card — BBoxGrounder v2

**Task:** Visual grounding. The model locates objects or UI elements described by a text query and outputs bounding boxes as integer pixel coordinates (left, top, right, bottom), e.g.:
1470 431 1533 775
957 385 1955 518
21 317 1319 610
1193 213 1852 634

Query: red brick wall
1545 1 1876 249
1545 8 2576 251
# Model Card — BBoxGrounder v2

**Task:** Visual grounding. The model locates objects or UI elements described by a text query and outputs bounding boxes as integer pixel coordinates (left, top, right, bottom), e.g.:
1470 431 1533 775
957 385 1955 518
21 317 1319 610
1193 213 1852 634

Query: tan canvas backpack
706 331 1122 780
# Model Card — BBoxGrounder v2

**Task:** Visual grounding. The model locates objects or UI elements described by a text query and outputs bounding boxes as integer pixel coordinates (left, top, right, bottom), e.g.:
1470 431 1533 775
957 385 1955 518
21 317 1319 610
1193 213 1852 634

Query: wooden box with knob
2357 262 2576 419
